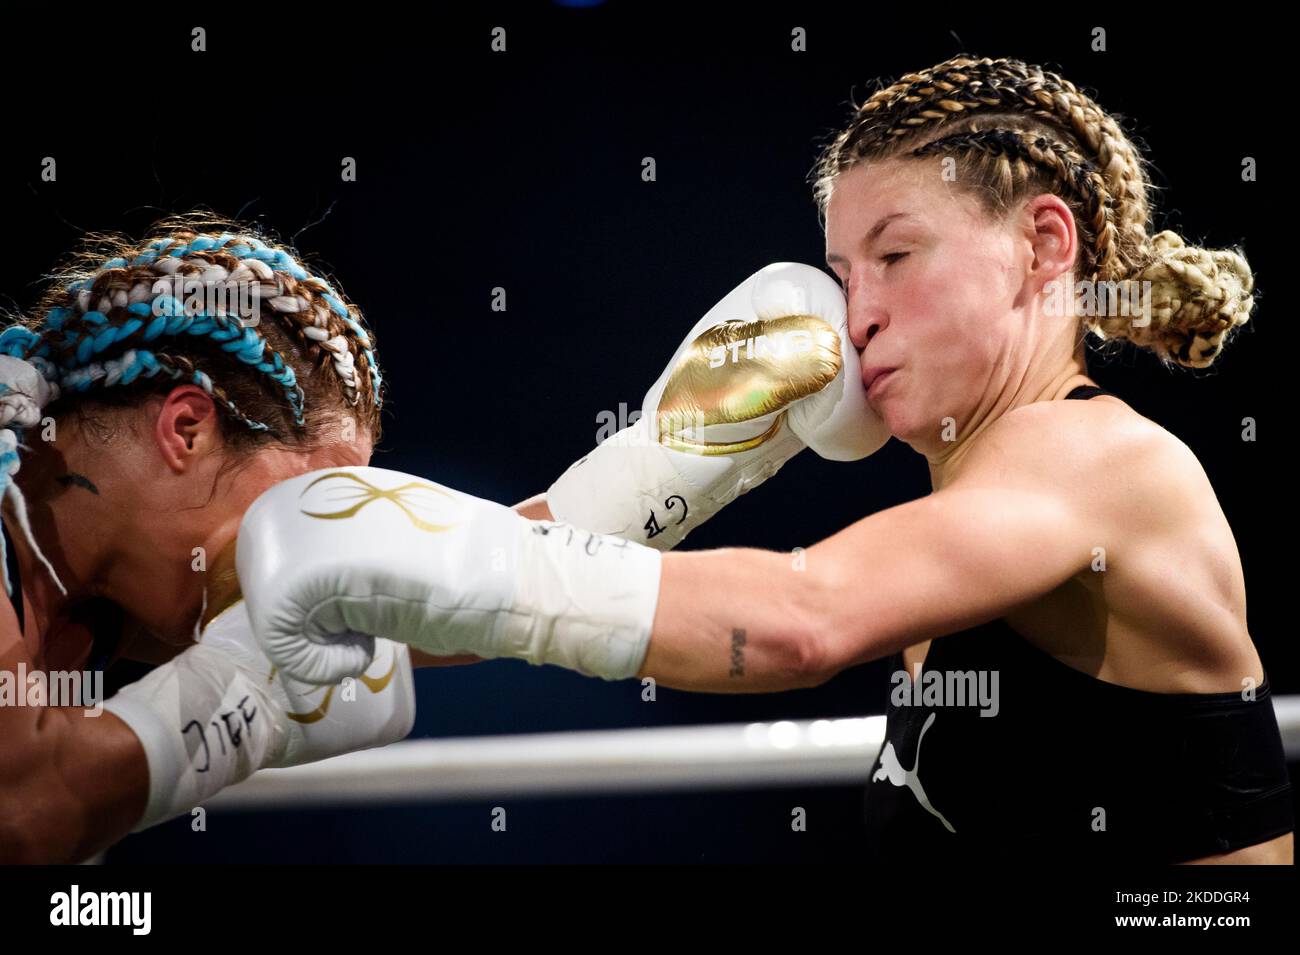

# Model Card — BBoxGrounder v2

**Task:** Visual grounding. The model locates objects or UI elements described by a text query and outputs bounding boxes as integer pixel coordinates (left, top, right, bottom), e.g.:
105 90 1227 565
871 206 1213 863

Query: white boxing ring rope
208 694 1300 811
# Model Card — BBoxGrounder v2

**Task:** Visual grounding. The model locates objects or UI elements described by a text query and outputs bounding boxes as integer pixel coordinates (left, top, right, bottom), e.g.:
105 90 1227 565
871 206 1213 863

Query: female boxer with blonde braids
801 55 1288 863
238 56 1291 864
0 215 440 862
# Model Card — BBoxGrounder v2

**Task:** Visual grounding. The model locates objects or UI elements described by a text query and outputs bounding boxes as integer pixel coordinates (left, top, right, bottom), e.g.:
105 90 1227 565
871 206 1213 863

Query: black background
0 3 1288 863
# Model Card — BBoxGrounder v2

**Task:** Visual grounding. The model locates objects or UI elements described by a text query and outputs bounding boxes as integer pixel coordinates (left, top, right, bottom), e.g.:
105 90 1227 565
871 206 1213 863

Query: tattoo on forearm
728 628 747 678
57 473 99 495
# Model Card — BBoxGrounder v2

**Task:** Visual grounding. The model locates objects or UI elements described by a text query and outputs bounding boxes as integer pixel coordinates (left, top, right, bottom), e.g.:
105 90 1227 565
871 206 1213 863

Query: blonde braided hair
812 56 1254 369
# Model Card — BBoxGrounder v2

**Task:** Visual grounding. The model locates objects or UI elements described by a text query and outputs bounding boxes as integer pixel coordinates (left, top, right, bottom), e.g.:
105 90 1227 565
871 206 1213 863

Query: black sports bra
861 385 1294 862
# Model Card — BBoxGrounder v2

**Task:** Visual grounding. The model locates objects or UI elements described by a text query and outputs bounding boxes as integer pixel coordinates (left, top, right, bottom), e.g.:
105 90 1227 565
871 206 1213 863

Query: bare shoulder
950 395 1250 686
954 394 1215 531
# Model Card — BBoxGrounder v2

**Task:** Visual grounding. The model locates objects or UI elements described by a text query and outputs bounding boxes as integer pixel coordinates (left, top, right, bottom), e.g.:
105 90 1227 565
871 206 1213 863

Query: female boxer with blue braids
0 214 430 861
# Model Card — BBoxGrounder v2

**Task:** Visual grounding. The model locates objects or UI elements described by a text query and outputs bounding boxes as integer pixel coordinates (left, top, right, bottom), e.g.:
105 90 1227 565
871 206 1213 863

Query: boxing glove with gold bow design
546 263 889 550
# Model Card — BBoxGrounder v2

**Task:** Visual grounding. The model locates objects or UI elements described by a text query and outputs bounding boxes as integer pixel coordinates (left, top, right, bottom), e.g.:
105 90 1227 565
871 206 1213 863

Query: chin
883 409 926 444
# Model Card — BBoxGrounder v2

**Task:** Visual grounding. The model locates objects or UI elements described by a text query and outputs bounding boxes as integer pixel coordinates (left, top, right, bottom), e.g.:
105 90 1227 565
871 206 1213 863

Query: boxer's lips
864 367 897 397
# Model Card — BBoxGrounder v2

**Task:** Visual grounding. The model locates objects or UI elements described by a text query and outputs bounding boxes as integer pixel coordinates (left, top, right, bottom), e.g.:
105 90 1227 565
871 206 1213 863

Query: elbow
0 756 55 864
791 630 838 689
0 797 63 864
733 624 829 691
784 561 854 689
0 753 96 864
780 602 840 689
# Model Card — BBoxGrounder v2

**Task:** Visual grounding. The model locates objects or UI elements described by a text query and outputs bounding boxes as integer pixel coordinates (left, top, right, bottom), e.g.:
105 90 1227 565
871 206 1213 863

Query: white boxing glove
546 263 889 550
199 604 416 769
103 602 415 830
237 466 662 686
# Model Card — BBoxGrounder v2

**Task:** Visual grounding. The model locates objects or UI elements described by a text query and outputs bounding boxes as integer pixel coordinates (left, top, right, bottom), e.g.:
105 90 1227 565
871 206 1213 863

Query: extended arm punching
237 396 1104 695
235 444 1093 696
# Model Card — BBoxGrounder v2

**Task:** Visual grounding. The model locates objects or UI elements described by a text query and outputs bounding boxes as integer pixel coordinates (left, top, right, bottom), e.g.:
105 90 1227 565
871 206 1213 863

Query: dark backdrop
0 4 1287 862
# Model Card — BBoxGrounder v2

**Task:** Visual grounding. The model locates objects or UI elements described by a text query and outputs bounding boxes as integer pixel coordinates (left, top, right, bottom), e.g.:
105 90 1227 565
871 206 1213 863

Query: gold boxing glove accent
547 263 889 550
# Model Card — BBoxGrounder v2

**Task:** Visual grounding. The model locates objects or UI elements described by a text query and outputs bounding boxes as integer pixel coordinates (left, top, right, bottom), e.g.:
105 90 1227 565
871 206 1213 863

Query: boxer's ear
1023 192 1078 292
153 384 221 474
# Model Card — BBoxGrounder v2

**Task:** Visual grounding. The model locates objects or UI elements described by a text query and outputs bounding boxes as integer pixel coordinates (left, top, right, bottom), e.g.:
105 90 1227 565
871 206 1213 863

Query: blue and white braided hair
0 227 383 598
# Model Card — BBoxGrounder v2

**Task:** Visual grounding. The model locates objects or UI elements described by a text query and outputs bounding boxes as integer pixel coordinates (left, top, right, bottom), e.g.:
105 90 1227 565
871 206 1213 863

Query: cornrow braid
40 292 305 430
9 215 384 439
817 57 1153 270
0 214 385 593
812 56 1255 369
910 129 1118 281
0 324 270 431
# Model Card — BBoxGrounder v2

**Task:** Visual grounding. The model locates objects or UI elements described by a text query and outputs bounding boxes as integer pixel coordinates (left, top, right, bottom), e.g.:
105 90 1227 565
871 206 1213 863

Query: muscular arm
512 490 826 690
641 413 1103 693
0 619 147 863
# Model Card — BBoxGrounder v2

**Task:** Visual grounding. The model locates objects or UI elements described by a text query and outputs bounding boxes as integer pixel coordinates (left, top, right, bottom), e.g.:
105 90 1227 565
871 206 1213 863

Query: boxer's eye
881 252 909 266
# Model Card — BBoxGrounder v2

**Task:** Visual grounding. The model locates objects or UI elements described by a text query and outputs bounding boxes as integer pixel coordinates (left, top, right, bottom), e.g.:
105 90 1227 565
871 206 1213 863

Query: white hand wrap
103 641 284 831
104 602 416 830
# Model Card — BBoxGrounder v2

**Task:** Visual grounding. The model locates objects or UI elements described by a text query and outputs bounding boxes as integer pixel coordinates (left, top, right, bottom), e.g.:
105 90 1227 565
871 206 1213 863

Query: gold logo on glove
298 471 458 533
275 645 401 724
657 314 842 455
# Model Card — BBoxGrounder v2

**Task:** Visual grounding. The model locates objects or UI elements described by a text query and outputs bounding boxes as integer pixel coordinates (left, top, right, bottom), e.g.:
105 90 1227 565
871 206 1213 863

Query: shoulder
954 394 1212 529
